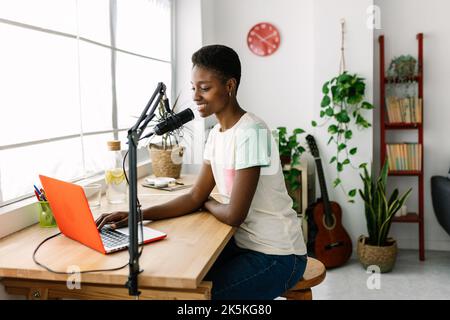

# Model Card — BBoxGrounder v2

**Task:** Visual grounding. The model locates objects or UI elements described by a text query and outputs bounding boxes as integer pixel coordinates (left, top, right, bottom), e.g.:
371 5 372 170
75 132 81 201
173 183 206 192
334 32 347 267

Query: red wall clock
247 22 281 57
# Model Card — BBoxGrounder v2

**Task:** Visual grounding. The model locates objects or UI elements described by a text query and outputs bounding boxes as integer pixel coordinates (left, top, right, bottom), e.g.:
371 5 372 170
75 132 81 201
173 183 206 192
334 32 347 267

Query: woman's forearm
143 192 202 220
204 198 241 227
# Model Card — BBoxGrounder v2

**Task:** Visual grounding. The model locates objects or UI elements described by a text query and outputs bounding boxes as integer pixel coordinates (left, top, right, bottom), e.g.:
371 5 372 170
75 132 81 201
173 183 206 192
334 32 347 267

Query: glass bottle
105 140 127 204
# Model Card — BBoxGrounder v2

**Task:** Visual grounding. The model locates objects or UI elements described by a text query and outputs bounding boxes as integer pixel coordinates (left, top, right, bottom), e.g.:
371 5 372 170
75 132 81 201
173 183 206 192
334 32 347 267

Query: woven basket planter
357 235 397 273
148 144 184 178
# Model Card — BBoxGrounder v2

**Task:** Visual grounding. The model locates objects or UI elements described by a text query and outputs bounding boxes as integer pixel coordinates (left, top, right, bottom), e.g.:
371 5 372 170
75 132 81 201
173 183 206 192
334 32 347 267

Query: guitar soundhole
322 214 336 230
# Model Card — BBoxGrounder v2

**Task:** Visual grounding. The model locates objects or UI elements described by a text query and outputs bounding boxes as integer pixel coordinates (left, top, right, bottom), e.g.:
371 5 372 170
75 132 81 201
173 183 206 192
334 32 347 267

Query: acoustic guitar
305 134 352 268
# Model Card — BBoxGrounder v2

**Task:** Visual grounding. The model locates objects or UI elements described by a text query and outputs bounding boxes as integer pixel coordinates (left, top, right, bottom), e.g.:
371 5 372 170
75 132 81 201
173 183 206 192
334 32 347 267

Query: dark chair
431 176 450 236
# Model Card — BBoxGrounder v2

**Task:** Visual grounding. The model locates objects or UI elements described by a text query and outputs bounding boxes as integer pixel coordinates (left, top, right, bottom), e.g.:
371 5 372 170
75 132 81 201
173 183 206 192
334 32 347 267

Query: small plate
144 177 176 187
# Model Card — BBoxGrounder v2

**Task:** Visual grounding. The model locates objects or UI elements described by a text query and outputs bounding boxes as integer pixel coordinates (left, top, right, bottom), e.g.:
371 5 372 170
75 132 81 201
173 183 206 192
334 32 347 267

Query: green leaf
325 108 334 117
343 159 350 165
359 162 368 169
320 111 325 118
331 86 338 99
330 156 337 164
321 95 331 108
354 81 366 94
345 130 353 140
328 125 338 134
311 121 317 127
338 143 347 152
292 154 300 165
356 115 371 128
322 82 330 94
288 140 297 149
337 73 352 83
336 110 351 123
337 162 344 172
350 147 358 155
333 178 341 187
296 146 306 154
293 128 305 135
327 136 334 145
348 189 357 197
362 101 374 110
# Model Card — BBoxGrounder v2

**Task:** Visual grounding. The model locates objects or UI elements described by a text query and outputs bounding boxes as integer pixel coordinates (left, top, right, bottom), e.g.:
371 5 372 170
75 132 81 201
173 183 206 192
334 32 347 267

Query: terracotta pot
357 235 397 273
280 155 291 166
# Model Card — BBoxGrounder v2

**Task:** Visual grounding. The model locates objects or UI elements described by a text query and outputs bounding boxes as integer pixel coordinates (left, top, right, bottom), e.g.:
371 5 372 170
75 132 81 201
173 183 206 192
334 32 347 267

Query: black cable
122 147 145 259
33 232 128 274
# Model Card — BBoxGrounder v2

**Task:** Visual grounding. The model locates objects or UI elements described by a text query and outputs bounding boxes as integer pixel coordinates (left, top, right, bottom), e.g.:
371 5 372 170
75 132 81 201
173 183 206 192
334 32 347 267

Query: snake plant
358 160 412 246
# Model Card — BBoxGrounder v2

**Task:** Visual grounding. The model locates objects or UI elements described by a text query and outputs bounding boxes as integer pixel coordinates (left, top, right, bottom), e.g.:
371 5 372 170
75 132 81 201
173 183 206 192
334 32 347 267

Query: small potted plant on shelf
357 160 412 273
276 127 306 214
387 55 417 81
147 96 191 178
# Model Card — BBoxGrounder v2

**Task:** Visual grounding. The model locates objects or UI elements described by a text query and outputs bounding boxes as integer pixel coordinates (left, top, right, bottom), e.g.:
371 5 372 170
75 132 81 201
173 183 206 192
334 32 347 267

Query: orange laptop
39 175 167 254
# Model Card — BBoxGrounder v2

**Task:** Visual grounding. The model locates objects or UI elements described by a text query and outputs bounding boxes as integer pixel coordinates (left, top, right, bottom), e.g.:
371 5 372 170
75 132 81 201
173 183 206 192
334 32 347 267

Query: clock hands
262 31 278 41
253 33 277 49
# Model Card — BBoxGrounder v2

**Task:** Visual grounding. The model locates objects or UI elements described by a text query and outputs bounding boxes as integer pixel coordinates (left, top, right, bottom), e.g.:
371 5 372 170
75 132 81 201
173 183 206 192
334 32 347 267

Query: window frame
0 0 174 207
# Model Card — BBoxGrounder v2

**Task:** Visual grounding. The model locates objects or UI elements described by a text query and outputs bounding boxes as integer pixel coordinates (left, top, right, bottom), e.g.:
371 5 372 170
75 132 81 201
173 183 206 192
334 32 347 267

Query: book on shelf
386 143 422 171
386 96 422 124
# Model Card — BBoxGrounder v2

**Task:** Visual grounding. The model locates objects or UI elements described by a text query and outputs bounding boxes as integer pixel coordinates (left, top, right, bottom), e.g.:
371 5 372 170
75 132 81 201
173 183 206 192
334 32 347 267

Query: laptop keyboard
100 228 129 248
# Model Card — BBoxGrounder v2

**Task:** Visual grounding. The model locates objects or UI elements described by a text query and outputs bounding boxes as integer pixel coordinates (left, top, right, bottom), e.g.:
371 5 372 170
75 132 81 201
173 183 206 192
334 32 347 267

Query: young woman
96 44 307 300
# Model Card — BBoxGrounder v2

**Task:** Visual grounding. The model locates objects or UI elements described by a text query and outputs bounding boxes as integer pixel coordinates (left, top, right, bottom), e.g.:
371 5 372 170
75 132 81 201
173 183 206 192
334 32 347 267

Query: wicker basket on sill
148 143 185 178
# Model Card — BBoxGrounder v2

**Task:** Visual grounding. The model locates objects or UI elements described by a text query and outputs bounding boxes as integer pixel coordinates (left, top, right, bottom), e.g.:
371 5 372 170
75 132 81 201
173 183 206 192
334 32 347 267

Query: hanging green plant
312 71 374 202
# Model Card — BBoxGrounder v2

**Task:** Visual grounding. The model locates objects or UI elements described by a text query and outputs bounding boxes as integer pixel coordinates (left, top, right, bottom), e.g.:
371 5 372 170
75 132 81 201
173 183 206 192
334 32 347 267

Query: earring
229 91 232 97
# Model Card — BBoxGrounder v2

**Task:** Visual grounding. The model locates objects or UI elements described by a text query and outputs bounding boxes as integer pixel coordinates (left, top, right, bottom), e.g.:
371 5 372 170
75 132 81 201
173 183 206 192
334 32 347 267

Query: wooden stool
281 257 326 300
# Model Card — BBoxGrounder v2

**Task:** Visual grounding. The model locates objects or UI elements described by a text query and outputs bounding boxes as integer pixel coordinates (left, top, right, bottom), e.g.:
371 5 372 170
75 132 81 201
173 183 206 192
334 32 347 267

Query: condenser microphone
153 108 194 136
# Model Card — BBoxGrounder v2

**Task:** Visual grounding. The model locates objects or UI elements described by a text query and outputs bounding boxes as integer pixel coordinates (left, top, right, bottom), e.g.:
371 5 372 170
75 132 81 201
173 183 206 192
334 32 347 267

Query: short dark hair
192 44 241 91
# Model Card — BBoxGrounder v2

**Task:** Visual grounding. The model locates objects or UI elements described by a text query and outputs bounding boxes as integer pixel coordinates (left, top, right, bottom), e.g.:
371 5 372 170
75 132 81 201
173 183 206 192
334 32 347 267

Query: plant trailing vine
312 71 374 202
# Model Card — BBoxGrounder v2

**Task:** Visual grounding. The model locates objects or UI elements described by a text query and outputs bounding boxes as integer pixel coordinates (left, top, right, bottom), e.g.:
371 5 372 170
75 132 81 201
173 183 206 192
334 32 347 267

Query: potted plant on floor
357 160 412 273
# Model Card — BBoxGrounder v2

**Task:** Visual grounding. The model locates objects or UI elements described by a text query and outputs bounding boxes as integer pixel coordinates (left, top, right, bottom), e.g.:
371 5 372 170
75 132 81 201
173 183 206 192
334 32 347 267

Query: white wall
373 0 450 251
199 0 374 249
174 0 202 99
174 0 206 173
201 0 315 135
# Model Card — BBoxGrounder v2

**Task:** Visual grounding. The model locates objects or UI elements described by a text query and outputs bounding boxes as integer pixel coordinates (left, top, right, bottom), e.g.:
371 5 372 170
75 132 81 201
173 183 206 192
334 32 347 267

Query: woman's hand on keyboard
95 211 129 230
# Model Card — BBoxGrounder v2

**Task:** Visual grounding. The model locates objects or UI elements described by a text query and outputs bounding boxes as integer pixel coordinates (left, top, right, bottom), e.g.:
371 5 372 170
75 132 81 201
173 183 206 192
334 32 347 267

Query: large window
0 0 172 206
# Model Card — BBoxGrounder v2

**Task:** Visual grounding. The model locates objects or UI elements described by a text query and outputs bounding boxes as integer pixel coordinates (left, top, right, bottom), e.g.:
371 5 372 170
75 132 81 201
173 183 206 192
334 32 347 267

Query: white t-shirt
204 112 307 256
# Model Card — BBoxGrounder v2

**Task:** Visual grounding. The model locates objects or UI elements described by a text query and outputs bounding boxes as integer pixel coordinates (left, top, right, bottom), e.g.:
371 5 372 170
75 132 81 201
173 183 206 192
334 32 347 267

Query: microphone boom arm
126 82 166 297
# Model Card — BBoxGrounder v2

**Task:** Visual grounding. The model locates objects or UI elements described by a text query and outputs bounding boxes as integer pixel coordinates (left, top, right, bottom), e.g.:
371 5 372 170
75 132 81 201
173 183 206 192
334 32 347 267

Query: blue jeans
204 238 307 300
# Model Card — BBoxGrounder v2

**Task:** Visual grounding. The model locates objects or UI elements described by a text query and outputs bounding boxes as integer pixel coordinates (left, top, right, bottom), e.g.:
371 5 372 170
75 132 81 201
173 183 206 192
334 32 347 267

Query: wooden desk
0 175 235 300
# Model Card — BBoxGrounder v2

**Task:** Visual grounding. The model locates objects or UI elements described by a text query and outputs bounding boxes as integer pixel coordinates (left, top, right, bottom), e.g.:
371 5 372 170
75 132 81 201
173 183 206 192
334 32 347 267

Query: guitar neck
315 157 333 215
